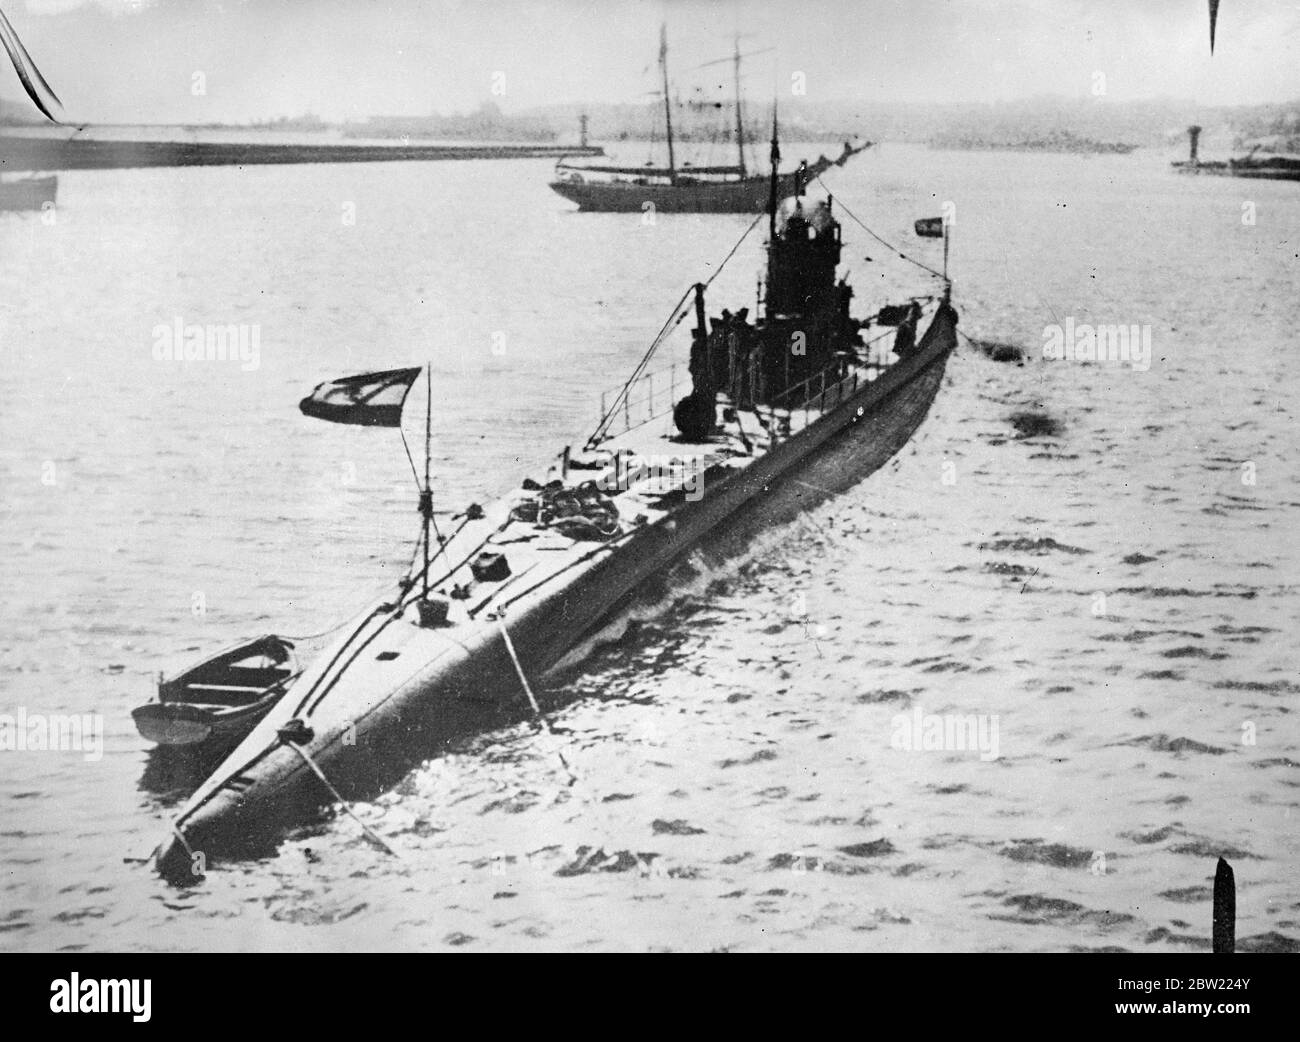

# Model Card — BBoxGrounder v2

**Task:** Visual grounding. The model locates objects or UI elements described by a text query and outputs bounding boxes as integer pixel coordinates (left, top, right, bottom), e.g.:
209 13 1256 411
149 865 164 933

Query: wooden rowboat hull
132 697 278 748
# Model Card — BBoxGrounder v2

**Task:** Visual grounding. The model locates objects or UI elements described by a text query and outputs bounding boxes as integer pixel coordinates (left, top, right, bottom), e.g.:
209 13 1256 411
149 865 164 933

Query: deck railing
768 355 881 419
591 306 926 445
763 317 915 424
595 362 683 441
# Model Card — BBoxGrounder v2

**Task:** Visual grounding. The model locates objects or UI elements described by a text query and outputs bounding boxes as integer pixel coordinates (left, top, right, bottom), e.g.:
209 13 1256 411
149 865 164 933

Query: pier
0 126 603 171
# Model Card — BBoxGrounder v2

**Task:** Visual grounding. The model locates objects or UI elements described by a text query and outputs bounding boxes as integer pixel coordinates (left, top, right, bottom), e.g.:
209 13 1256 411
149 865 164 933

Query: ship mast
732 34 746 178
659 22 676 182
419 363 432 601
768 100 780 242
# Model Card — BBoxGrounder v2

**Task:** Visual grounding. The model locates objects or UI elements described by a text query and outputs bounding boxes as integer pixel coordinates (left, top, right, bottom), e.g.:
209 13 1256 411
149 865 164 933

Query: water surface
1 144 1296 951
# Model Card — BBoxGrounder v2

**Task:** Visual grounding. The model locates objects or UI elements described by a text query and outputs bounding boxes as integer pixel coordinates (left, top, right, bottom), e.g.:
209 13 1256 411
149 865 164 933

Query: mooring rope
587 284 694 447
282 731 401 857
169 822 197 865
587 209 767 447
814 174 948 282
398 426 422 490
702 209 766 290
495 616 579 787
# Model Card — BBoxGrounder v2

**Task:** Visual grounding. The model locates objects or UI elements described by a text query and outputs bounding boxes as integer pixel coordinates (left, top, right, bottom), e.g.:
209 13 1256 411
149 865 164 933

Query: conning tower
674 192 861 441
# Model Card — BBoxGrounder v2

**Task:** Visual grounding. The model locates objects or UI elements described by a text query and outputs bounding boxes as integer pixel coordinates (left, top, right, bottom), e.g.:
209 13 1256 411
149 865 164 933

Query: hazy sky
3 0 1298 124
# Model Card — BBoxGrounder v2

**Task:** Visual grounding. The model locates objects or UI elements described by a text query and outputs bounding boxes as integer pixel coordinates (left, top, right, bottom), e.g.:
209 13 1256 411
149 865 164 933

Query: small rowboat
133 635 299 752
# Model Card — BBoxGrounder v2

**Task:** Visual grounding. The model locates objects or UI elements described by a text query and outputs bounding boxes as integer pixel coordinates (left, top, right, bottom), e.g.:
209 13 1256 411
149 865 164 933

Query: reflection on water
1 146 1296 951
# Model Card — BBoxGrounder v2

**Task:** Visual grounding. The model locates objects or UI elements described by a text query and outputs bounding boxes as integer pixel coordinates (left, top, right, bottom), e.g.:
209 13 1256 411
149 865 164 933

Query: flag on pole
1208 0 1220 54
914 217 945 238
298 367 422 427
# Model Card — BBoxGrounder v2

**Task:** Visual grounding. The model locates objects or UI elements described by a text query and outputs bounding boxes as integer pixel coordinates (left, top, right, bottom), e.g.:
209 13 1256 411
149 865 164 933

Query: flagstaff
422 363 432 601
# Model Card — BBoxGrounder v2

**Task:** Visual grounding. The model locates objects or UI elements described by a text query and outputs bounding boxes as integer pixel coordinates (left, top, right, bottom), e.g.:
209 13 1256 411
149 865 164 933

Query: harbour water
1 143 1296 951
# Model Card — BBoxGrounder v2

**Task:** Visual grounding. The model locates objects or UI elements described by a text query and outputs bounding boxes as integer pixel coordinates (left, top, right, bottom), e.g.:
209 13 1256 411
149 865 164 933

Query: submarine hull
156 307 956 878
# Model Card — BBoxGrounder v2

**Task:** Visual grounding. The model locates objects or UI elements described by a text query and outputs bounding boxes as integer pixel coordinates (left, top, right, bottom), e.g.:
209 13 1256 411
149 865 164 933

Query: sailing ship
550 25 870 213
151 115 958 878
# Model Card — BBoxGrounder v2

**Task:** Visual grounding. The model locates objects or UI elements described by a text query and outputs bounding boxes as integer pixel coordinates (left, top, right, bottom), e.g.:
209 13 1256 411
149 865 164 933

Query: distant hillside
907 97 1216 148
344 100 556 142
4 91 1296 152
1229 104 1300 152
525 96 1300 151
525 100 858 145
928 128 1138 153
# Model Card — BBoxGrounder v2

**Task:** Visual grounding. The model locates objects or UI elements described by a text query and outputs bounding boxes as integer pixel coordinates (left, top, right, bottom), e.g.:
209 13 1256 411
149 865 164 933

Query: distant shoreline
928 131 1138 154
0 128 603 171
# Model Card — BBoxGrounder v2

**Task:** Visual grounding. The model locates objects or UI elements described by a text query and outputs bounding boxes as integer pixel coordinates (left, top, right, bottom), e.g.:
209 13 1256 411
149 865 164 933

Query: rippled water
1 144 1296 952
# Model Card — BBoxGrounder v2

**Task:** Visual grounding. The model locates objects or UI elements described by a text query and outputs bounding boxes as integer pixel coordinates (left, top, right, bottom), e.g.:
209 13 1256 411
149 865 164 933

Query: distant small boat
1172 126 1300 182
0 173 57 211
550 24 870 213
133 635 299 753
